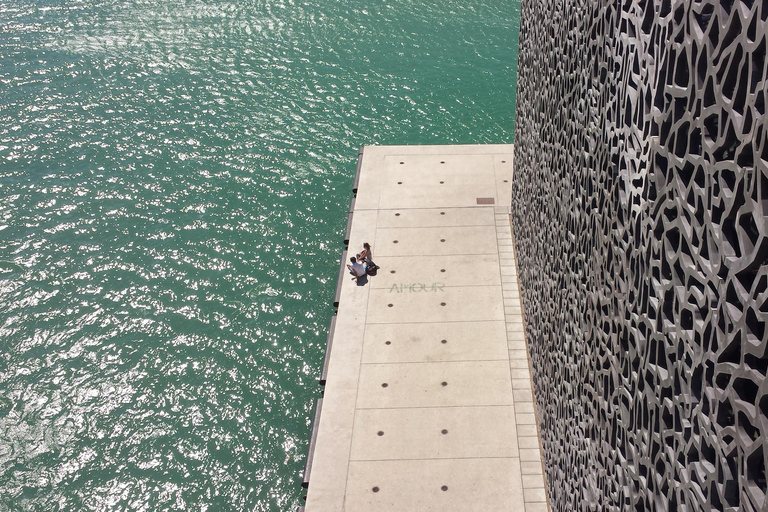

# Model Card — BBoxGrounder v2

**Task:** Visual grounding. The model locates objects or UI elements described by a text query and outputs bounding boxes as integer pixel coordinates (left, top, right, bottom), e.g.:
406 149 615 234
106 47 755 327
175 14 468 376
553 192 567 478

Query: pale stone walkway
304 145 549 511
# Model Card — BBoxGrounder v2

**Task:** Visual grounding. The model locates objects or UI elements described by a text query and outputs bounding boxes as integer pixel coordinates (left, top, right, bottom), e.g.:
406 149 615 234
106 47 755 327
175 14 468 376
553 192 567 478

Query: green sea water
0 0 519 510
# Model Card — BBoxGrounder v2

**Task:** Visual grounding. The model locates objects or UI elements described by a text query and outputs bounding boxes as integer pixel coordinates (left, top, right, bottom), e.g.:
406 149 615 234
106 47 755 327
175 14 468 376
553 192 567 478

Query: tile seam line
372 254 514 259
359 359 510 366
340 256 374 512
495 212 521 407
355 404 514 410
498 210 534 510
366 147 514 152
366 320 506 325
353 206 507 212
367 205 499 210
372 224 498 228
349 456 521 462
376 252 503 256
369 284 511 290
351 404 516 411
369 284 504 289
361 360 510 365
509 215 552 511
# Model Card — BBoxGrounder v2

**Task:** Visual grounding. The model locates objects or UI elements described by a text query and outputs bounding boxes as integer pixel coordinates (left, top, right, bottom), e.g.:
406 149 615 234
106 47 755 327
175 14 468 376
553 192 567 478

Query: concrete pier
305 145 549 511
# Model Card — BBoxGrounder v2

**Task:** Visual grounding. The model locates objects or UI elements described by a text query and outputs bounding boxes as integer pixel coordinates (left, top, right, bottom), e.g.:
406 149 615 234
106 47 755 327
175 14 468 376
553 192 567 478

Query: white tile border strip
496 212 552 512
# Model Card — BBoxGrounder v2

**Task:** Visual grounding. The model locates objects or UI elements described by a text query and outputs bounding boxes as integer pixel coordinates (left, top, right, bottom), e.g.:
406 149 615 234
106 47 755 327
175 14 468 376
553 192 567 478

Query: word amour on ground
389 283 445 293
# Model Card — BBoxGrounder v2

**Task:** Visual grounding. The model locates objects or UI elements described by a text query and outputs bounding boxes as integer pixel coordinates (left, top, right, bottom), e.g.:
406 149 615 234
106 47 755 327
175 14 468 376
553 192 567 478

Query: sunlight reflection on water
0 0 518 509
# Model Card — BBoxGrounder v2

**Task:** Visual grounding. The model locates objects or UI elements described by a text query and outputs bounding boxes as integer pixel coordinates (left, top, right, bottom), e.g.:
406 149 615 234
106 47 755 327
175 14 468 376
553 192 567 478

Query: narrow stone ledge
511 369 531 380
513 390 534 403
508 338 527 350
515 402 535 414
515 413 536 424
517 425 539 437
510 359 529 369
522 474 545 489
518 436 541 449
509 349 528 360
520 461 544 475
519 448 542 462
512 379 532 391
524 487 547 502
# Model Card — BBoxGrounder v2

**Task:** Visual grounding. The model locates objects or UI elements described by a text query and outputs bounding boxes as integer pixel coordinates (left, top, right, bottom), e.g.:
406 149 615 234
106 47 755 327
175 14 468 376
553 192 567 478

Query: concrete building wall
511 0 767 510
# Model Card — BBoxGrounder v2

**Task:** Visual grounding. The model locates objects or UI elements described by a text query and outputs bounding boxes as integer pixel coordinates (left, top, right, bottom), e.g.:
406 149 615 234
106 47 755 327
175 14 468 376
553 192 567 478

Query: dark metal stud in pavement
440 269 446 272
441 339 447 344
440 302 446 306
395 213 400 216
385 341 391 345
441 486 448 491
441 381 447 386
441 429 448 435
372 487 380 493
381 383 388 388
377 431 384 436
440 239 445 242
388 304 393 307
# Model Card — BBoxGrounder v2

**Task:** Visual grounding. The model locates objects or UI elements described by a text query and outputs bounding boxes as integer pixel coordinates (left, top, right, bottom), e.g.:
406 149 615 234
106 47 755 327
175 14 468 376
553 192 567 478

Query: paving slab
374 225 498 257
375 207 495 228
361 320 508 364
349 405 518 460
304 145 550 512
366 285 504 324
356 361 514 409
344 458 524 512
370 254 501 289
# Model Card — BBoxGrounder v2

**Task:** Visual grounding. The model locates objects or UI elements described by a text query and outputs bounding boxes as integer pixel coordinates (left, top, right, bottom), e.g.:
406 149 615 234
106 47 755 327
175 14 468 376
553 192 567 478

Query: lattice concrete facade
511 0 767 510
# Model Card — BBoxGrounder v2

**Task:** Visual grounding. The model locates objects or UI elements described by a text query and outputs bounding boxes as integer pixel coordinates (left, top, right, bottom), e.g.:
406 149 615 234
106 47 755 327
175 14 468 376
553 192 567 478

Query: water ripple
0 0 518 509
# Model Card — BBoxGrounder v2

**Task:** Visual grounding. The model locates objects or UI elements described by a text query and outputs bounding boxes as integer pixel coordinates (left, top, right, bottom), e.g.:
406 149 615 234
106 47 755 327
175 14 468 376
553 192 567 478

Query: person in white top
347 256 366 283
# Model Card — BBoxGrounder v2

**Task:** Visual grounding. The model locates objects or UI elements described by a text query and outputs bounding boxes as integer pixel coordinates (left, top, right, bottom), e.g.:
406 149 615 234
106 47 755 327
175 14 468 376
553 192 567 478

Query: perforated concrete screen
511 0 767 510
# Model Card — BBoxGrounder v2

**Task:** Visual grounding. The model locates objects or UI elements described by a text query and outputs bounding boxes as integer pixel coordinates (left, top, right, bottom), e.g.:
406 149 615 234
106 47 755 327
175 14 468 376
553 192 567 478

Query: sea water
0 0 519 509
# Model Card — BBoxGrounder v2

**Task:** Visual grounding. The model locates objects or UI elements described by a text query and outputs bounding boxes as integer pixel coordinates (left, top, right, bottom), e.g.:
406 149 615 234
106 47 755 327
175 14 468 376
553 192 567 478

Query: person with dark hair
347 256 366 283
357 242 379 271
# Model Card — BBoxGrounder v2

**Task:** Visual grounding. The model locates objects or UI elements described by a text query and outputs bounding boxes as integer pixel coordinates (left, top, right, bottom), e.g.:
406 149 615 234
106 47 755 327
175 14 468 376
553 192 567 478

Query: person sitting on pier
357 242 379 272
347 256 366 283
